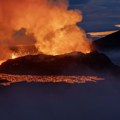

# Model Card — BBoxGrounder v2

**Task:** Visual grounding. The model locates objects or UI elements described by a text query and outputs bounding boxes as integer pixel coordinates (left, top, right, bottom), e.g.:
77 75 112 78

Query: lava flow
0 0 92 64
0 74 104 86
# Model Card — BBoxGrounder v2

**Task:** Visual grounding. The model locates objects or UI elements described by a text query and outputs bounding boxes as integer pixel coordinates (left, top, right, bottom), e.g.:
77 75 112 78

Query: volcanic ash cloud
0 0 91 61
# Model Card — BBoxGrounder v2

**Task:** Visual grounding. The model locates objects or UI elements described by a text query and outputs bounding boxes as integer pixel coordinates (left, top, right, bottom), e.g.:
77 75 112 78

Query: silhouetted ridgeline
93 30 120 51
0 52 119 76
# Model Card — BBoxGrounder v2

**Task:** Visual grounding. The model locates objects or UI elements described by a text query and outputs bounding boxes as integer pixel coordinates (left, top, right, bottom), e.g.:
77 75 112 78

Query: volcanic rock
0 52 119 76
93 30 120 51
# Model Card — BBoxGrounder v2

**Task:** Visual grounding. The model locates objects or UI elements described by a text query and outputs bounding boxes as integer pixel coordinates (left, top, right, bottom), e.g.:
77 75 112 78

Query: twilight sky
69 0 120 34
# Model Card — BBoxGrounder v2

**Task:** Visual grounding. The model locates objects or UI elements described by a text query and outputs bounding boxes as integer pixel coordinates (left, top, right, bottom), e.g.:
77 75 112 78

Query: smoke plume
0 0 91 61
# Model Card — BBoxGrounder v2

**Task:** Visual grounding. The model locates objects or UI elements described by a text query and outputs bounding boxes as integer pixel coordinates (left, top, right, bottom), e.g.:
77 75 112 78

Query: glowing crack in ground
0 74 104 86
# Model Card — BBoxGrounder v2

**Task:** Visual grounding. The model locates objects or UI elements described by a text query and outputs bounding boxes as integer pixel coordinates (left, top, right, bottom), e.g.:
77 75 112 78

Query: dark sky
69 0 120 32
69 0 89 4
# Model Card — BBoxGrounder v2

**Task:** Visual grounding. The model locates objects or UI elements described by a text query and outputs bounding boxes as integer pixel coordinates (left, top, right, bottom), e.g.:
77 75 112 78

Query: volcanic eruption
1 0 119 86
0 0 92 64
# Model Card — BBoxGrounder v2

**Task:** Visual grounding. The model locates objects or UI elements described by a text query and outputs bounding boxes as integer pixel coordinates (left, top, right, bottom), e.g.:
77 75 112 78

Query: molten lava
11 53 18 59
0 0 92 63
0 74 103 86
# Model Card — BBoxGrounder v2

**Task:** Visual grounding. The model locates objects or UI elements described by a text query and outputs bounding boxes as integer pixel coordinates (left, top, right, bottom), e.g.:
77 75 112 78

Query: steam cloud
0 0 91 61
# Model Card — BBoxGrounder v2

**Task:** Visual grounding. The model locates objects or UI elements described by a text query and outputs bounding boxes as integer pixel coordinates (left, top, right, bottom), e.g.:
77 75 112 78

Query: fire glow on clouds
88 30 118 38
88 24 120 38
0 0 91 62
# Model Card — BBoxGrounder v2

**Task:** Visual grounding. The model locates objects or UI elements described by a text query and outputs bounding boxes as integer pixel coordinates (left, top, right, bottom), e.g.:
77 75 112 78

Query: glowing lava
0 74 104 86
11 53 18 59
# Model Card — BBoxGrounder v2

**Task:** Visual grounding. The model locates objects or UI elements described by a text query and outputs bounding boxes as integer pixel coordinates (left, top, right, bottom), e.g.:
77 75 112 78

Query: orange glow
115 24 120 28
88 30 118 38
0 74 104 86
11 53 18 59
0 0 92 63
0 60 6 65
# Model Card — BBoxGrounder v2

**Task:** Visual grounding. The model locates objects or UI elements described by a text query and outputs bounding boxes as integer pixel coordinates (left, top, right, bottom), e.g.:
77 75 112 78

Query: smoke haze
0 0 91 61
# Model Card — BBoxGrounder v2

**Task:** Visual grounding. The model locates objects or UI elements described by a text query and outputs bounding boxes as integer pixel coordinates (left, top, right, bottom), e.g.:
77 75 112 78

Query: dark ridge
93 30 120 51
0 52 119 76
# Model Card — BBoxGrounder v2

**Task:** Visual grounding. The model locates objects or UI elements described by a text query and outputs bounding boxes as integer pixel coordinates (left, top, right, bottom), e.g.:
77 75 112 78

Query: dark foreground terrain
0 78 120 120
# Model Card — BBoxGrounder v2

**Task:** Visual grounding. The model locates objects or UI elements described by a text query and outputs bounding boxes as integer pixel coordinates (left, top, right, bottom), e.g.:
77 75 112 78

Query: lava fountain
0 0 92 63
